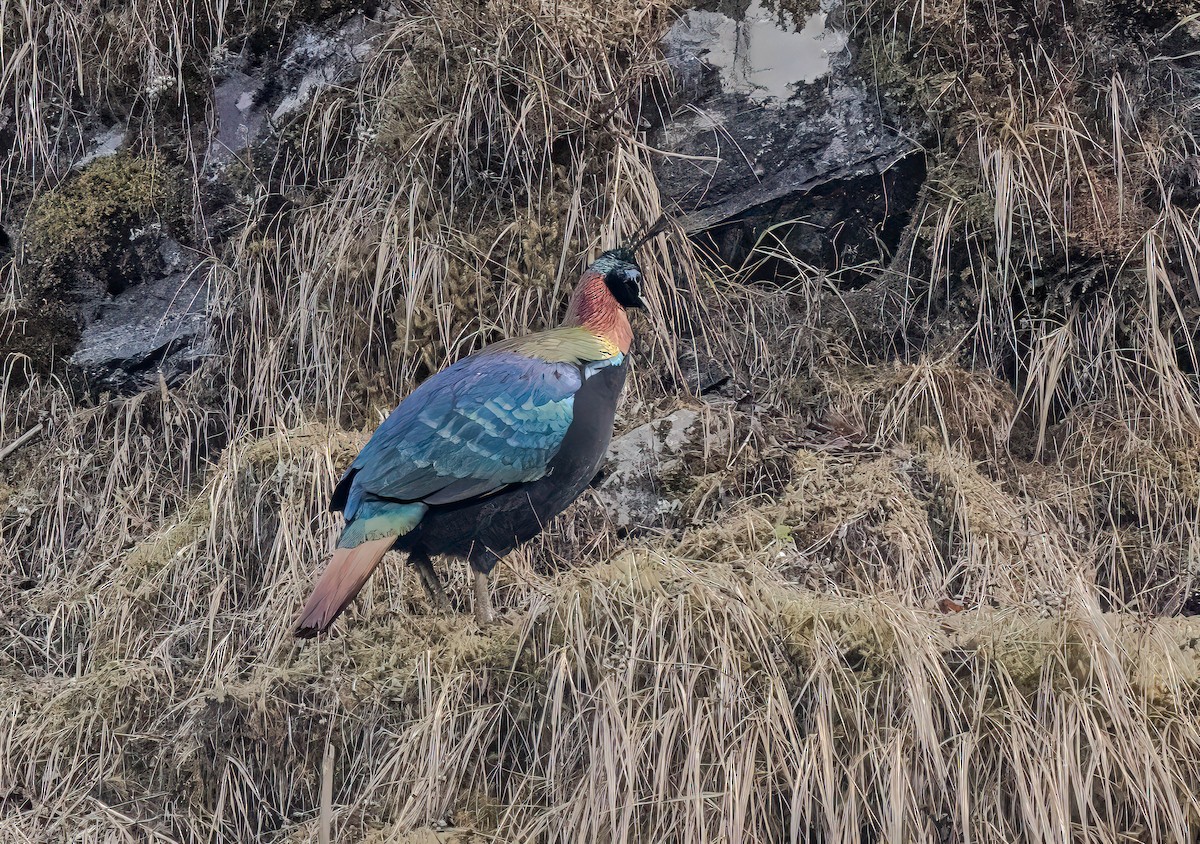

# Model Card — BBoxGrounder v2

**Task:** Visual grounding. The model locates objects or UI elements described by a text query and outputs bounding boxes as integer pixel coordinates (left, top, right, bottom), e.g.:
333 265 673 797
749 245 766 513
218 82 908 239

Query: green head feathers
592 247 637 273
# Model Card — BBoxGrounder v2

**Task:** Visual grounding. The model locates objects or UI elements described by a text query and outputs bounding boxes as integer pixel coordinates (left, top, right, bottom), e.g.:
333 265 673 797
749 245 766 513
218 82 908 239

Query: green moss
23 153 167 296
123 500 211 576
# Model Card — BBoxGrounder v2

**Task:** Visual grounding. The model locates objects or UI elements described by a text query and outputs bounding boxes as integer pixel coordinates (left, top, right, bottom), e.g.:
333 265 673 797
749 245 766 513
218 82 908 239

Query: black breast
396 358 628 571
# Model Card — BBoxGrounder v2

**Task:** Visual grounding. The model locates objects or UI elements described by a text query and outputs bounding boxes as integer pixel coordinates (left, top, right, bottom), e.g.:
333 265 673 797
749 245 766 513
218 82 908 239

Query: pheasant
295 248 644 635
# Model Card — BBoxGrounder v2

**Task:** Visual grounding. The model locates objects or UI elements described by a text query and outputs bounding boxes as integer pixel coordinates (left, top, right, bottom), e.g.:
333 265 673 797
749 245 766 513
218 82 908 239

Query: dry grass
3 0 1200 840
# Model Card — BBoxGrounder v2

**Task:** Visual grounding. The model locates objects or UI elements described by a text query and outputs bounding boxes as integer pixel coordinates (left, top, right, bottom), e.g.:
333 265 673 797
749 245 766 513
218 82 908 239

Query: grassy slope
3 0 1200 841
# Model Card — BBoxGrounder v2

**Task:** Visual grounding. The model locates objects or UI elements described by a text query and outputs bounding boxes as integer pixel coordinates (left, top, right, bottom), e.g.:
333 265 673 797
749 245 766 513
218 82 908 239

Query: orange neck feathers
562 269 633 354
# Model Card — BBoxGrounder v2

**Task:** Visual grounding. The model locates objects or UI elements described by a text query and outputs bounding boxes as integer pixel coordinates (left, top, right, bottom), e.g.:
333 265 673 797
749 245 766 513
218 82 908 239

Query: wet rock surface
69 240 209 395
206 11 386 172
653 0 925 281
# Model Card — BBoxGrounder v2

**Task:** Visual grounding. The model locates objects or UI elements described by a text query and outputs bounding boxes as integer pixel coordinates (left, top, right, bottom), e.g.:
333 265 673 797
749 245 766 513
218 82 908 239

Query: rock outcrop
3 9 390 395
652 1 925 281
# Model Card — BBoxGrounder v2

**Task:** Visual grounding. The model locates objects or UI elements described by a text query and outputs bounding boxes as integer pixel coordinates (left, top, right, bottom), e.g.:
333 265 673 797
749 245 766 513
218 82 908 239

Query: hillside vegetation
3 0 1200 841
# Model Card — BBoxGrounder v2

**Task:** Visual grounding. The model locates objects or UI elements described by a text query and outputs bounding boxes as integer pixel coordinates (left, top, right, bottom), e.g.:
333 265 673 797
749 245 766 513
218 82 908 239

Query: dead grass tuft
4 0 1200 840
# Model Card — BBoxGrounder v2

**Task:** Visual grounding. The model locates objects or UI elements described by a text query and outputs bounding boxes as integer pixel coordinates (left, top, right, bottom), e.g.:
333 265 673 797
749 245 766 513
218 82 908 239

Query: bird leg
410 550 450 611
473 570 493 626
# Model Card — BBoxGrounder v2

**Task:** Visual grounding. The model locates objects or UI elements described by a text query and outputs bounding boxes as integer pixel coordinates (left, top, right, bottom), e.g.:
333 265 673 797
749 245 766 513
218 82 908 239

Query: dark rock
208 70 268 170
677 342 731 395
69 239 210 394
205 11 385 173
9 153 191 382
652 0 925 282
675 339 750 400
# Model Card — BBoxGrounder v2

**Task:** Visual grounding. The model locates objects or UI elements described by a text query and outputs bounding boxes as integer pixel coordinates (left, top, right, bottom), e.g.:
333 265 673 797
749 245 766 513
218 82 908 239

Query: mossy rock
22 153 170 301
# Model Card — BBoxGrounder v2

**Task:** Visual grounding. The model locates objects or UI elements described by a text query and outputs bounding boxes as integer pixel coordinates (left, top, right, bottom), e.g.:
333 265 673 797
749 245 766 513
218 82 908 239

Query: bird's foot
473 570 495 627
413 555 452 613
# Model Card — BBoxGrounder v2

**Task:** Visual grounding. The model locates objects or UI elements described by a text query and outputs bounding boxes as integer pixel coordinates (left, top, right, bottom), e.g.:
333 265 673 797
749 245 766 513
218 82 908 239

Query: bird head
592 247 645 310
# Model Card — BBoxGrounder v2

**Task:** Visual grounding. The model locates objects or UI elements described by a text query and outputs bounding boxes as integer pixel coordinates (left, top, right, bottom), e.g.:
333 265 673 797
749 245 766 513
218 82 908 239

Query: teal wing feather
337 349 582 521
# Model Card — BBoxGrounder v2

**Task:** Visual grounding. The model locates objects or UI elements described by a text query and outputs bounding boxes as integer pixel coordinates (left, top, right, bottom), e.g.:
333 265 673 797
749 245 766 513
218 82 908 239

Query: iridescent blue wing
336 349 582 519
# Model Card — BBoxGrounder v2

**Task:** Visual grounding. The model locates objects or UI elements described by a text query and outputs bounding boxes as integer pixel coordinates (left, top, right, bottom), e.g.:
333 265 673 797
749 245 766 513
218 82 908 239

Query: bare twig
320 738 334 844
0 422 43 463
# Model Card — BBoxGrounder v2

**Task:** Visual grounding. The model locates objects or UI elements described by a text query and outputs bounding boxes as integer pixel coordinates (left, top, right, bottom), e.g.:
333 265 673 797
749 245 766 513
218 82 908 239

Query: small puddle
667 1 849 103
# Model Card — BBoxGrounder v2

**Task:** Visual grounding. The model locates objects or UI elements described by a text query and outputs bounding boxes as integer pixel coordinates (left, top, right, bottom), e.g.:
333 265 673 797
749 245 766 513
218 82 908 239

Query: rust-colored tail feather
294 536 396 637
